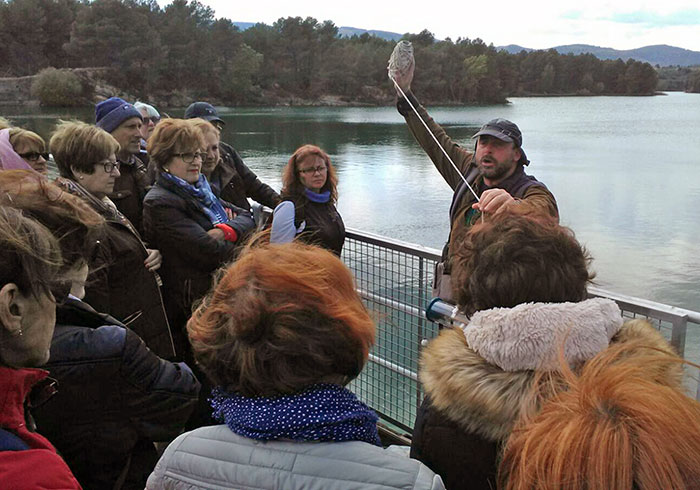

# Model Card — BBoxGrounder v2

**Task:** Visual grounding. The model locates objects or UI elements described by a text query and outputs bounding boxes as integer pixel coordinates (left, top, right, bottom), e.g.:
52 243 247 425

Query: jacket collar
210 151 236 189
0 366 48 429
420 300 680 442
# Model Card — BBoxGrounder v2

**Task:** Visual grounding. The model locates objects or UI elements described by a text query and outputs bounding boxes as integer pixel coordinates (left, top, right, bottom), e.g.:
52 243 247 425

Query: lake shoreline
0 67 672 110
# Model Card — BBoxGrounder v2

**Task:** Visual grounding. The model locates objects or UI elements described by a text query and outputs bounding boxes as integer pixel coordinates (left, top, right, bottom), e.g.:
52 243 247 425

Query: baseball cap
184 102 225 126
474 118 529 165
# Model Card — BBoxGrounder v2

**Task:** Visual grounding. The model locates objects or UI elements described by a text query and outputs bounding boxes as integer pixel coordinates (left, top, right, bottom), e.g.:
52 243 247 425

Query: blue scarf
304 188 330 203
159 171 228 225
211 383 381 446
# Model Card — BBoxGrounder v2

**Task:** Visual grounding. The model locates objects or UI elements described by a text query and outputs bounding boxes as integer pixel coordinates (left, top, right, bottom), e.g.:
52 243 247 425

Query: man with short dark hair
391 59 558 298
184 102 280 211
95 97 150 233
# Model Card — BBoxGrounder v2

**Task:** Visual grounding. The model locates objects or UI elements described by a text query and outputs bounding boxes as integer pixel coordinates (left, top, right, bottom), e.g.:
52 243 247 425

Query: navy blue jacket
33 299 200 490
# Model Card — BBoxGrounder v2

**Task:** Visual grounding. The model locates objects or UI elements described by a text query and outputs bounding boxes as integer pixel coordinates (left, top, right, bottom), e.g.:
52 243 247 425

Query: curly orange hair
187 241 374 396
499 340 700 490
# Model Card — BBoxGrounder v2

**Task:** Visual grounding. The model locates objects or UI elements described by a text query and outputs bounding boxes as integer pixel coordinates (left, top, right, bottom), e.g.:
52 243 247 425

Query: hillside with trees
0 0 661 106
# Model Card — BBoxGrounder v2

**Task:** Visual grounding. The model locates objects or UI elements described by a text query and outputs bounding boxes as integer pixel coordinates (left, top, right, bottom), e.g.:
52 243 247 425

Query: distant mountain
232 22 698 67
232 22 402 41
233 21 255 31
497 43 700 67
498 44 533 54
337 27 402 41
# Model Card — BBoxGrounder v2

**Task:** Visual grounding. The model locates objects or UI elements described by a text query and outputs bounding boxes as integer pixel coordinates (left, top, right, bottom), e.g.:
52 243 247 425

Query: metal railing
342 228 700 434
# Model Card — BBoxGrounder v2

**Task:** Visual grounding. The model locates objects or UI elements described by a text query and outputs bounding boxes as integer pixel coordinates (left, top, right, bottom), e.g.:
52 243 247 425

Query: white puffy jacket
147 424 444 490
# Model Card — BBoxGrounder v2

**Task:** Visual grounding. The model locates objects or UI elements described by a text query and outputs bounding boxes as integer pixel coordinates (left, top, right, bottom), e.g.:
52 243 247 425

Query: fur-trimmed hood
419 299 681 442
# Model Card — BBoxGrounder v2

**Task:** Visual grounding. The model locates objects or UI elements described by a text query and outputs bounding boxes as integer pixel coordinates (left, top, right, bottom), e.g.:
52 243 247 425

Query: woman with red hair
270 145 345 255
147 242 444 490
499 341 700 489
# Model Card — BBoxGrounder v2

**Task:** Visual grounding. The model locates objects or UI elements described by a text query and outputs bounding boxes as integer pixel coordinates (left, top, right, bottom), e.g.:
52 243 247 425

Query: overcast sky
158 0 700 51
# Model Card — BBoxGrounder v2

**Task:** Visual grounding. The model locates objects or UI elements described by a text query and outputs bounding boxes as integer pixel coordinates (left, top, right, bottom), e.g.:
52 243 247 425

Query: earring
14 327 22 337
78 175 84 180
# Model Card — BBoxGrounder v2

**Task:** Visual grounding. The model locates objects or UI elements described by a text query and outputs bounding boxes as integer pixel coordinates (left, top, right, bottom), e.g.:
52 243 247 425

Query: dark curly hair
451 211 594 316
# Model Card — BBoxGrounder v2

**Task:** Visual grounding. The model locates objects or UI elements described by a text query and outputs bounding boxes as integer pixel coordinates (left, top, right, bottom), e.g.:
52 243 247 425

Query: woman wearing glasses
143 119 255 428
51 120 176 360
271 145 345 255
0 127 49 174
143 119 254 362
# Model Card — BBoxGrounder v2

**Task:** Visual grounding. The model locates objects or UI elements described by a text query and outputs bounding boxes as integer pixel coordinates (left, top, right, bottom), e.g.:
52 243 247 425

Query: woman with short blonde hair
0 206 82 488
51 120 175 359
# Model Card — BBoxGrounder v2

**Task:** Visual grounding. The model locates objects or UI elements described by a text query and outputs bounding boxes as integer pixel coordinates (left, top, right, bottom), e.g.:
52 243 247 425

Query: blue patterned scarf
159 171 228 225
210 383 381 446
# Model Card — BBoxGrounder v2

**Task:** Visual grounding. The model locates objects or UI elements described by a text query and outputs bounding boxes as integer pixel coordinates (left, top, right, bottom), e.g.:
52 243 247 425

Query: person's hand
207 228 225 240
472 189 517 214
225 207 235 220
144 248 162 271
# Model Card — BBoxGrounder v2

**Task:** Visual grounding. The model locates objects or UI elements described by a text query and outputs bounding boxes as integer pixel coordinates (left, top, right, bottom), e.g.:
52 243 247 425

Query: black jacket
411 396 499 490
109 154 150 235
33 298 200 490
291 198 345 256
210 141 280 211
143 174 254 343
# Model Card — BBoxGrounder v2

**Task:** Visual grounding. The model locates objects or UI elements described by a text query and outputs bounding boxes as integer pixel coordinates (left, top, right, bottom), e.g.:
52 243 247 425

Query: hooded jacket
0 366 82 489
410 299 682 490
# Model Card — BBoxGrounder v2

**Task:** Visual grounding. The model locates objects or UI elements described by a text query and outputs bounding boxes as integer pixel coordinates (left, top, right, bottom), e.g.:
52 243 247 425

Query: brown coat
56 177 175 359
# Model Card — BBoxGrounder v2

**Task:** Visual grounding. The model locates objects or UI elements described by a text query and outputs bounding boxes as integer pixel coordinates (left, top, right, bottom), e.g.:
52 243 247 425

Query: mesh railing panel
343 229 700 433
343 233 440 432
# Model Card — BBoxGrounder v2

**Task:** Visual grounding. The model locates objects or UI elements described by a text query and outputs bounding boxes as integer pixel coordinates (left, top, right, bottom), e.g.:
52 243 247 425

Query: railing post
416 256 425 413
670 315 688 357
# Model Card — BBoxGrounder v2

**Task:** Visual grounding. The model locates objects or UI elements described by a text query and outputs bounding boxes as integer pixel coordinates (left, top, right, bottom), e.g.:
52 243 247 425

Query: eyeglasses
99 160 120 173
18 151 49 162
298 165 327 175
142 116 160 125
174 152 207 164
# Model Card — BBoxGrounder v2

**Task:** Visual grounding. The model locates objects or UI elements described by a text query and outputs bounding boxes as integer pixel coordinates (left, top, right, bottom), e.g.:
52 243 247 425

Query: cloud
561 10 583 20
609 9 700 26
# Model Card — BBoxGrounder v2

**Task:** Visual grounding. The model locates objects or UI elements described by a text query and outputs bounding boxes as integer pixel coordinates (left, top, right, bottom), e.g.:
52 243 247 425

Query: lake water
5 92 700 313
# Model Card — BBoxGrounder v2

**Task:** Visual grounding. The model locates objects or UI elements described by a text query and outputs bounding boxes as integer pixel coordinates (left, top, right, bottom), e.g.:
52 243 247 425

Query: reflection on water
5 93 699 312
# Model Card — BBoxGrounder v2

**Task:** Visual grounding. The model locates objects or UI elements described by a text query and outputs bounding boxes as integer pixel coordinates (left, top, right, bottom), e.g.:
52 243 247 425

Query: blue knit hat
95 97 143 133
